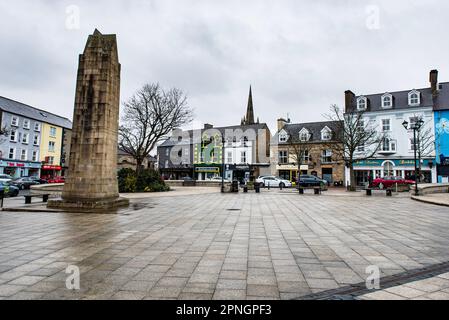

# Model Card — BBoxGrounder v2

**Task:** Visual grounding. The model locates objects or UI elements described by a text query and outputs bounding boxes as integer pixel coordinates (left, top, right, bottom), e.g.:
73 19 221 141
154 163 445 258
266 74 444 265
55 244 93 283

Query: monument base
47 197 129 213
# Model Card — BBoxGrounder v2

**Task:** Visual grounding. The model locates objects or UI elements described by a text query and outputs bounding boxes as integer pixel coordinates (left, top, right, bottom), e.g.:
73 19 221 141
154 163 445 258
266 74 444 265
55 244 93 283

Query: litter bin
232 180 239 193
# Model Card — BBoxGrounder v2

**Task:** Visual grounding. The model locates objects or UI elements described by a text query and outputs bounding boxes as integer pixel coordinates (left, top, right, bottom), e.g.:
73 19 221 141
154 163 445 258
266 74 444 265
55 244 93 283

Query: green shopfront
352 158 436 186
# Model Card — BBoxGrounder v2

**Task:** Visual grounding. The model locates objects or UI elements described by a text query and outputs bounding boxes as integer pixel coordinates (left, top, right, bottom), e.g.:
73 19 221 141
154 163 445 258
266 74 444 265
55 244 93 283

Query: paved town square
1 188 449 300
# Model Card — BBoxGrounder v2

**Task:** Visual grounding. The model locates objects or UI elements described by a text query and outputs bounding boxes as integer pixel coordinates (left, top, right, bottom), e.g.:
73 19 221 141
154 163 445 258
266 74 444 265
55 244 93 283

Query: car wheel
13 190 19 197
261 182 265 188
279 182 285 189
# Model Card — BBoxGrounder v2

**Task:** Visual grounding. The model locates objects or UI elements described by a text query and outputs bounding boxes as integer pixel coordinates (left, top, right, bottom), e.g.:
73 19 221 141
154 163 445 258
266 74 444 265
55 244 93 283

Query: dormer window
279 130 288 143
381 93 393 109
321 127 332 141
299 128 310 142
408 90 420 106
357 96 367 110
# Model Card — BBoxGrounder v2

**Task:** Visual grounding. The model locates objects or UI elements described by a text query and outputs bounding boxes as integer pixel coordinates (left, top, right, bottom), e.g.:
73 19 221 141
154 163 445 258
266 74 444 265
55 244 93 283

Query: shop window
383 162 394 177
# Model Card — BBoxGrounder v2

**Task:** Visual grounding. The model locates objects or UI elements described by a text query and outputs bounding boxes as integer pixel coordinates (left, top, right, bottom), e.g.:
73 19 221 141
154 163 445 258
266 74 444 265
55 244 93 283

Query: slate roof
158 123 270 148
347 82 449 112
0 96 72 129
278 121 342 144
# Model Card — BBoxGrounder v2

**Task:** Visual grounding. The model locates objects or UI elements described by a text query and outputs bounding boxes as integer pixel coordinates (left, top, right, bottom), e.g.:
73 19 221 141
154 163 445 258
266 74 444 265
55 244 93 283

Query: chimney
345 90 355 113
277 118 289 131
430 69 439 96
204 123 214 130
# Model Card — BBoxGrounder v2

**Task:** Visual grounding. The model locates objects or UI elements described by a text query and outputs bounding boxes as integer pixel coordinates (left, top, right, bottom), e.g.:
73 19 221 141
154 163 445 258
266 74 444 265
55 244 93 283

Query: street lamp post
402 119 425 196
221 133 225 193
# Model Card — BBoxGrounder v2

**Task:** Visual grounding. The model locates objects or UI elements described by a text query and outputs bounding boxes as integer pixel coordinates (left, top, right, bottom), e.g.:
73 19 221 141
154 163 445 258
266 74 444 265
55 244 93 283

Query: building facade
117 148 157 171
344 70 441 186
433 77 449 183
158 87 271 182
0 96 72 179
271 119 345 184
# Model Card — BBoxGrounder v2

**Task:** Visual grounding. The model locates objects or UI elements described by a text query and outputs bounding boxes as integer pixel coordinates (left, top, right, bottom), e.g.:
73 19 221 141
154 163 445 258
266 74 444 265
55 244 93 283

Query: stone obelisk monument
48 29 129 211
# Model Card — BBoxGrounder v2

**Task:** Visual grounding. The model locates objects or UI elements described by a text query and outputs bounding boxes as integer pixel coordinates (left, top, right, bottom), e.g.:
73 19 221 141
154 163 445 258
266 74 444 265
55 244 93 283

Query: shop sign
353 159 383 167
0 160 41 169
42 165 62 170
195 167 220 173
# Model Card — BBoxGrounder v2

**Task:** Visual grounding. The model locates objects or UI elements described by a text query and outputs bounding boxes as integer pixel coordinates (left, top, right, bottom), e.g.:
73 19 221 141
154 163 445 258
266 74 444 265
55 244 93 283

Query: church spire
245 85 255 125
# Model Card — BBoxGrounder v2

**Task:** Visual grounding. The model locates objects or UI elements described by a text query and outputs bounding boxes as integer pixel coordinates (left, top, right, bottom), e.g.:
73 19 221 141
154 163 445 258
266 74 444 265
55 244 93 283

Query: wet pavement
0 189 449 300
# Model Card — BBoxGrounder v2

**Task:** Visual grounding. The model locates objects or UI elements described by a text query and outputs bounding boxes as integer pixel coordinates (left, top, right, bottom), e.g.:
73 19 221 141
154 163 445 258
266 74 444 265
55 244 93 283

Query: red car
47 176 65 184
370 176 415 189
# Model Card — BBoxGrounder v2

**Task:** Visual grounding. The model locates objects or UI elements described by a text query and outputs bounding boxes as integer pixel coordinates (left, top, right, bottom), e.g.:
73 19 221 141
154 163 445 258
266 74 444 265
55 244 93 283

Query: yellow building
40 123 63 178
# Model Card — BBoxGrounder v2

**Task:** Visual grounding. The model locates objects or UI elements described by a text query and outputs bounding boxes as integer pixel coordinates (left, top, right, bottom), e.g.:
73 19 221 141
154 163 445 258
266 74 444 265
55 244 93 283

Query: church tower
242 86 257 125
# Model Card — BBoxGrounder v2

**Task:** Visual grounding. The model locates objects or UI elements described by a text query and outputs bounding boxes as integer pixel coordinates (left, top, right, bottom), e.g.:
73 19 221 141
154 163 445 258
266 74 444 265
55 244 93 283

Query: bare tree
288 136 311 175
415 117 435 181
0 126 10 145
325 104 385 191
119 83 194 174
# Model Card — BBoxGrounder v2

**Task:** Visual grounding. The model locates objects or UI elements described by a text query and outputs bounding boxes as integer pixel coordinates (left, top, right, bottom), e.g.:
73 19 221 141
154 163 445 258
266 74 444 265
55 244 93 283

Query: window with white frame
279 132 288 143
32 150 39 162
10 130 17 142
299 129 310 142
381 94 393 108
408 91 420 106
381 138 391 152
48 141 56 152
227 152 233 164
47 156 54 165
8 148 15 159
301 150 310 163
11 116 19 127
279 151 288 164
240 151 247 164
23 119 31 129
357 97 367 110
33 135 40 146
22 133 29 144
382 119 391 132
321 150 333 163
321 128 332 141
34 123 41 132
49 127 57 137
20 149 27 161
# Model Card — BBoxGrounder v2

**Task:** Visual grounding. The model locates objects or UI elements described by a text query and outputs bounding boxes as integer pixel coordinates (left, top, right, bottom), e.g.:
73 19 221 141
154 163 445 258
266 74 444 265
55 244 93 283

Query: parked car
47 176 65 184
10 177 40 190
297 175 328 188
0 174 13 183
256 176 292 188
370 176 415 189
32 177 48 184
0 181 20 197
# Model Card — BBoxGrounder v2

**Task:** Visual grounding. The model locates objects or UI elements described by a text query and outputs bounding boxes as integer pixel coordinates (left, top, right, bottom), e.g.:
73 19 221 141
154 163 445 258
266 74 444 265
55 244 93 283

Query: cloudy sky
1 0 449 132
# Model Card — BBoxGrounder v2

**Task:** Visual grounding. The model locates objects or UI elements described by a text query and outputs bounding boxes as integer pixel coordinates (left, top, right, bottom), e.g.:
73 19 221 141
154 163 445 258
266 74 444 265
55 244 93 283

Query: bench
298 187 322 195
365 188 393 197
24 194 50 204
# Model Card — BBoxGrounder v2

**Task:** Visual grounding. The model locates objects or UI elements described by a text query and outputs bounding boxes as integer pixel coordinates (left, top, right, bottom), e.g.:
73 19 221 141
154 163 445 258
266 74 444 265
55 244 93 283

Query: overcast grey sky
1 0 448 132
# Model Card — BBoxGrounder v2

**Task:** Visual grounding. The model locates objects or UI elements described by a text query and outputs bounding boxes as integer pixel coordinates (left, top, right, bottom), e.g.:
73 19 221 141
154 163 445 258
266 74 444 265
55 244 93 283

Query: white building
344 70 439 186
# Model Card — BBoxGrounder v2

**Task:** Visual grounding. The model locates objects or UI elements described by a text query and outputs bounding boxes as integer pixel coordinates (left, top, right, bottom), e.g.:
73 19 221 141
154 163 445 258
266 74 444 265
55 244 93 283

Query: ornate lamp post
402 119 425 196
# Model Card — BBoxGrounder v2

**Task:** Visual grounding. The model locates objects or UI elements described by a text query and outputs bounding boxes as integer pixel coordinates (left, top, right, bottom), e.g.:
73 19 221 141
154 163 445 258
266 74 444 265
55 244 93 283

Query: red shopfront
41 165 62 179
